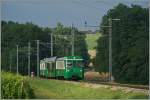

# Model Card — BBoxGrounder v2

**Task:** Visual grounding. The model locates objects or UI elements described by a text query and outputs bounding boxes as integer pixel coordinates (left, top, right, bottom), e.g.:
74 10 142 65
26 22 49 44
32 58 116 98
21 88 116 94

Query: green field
86 33 101 50
29 78 148 99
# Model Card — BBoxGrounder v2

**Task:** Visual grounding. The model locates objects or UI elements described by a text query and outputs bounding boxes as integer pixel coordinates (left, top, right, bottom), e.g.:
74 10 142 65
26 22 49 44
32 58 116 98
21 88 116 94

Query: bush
1 71 35 99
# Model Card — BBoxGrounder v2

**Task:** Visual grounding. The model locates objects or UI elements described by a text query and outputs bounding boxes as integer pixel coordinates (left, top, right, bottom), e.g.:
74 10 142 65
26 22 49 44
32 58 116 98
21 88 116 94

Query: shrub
1 71 35 99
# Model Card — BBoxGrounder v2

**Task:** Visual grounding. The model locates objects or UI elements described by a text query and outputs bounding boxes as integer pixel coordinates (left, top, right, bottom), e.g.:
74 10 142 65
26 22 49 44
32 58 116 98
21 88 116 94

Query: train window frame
67 61 73 68
56 61 65 69
66 59 84 68
74 60 84 67
40 62 46 70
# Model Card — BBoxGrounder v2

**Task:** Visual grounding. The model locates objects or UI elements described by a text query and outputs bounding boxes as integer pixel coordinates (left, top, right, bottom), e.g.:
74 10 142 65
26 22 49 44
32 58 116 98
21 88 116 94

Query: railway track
83 80 149 90
38 77 149 94
62 79 149 95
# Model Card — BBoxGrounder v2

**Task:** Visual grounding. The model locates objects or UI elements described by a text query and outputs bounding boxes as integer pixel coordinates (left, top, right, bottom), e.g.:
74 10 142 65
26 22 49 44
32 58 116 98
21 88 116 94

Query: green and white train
40 56 84 80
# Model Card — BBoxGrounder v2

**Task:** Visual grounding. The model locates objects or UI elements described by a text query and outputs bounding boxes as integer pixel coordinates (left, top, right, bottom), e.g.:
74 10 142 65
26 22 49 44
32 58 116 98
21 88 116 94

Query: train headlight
80 70 82 71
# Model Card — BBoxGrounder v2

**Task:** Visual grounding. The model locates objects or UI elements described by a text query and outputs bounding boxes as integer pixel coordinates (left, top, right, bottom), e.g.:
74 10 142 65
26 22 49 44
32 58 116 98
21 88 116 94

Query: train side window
40 62 45 70
52 63 55 69
46 62 52 70
56 61 65 69
75 61 84 67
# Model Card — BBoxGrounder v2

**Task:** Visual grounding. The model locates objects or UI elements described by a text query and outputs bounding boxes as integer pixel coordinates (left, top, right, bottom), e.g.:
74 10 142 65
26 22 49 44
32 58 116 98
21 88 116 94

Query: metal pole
16 45 18 75
108 18 112 82
9 51 12 72
85 19 119 83
37 40 39 77
51 33 53 57
71 23 74 56
28 42 31 76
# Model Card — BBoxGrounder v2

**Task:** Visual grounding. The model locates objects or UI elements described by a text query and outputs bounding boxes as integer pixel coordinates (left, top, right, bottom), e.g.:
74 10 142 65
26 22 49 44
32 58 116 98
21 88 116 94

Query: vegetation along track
83 80 149 90
62 80 149 95
39 77 149 90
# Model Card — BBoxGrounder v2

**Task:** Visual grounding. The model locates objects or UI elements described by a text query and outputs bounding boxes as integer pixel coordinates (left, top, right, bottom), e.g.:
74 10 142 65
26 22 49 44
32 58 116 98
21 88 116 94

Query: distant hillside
86 33 101 50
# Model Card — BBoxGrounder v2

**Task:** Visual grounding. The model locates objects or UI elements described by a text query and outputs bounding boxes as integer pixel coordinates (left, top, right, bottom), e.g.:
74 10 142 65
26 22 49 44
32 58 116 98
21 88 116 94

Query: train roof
57 56 83 61
40 57 57 62
65 56 83 59
40 56 83 62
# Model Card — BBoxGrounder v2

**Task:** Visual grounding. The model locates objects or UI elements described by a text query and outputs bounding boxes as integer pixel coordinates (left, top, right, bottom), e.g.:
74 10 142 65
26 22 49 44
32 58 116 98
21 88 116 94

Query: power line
71 0 102 11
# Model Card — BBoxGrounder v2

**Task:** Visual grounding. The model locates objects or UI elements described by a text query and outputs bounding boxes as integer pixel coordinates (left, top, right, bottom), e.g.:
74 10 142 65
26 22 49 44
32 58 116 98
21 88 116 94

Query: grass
86 33 101 50
29 78 149 99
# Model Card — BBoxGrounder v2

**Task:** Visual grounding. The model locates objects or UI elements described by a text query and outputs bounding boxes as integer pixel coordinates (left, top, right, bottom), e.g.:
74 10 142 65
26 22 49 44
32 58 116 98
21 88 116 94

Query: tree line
93 4 148 84
1 21 90 75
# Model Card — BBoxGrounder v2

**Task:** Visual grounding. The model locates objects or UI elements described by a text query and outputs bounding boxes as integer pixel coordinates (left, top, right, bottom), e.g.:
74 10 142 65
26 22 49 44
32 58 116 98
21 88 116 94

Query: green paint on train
40 56 84 80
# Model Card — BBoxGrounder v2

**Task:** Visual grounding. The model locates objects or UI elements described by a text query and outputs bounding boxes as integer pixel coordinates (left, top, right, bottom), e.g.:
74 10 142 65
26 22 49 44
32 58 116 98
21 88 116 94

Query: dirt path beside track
64 80 149 95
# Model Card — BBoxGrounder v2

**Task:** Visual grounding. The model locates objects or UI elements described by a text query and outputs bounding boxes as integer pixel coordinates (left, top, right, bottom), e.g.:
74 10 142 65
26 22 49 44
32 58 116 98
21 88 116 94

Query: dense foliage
1 71 35 99
1 21 89 75
94 4 149 84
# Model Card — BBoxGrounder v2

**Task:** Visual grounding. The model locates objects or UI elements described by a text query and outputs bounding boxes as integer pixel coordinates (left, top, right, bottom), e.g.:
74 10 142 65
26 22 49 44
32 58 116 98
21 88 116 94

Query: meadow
29 78 148 99
85 33 101 50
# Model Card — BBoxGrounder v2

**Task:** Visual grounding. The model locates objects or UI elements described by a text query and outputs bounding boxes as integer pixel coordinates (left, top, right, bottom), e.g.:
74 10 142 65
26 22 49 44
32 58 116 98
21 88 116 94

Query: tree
1 21 90 75
94 4 148 84
53 22 90 66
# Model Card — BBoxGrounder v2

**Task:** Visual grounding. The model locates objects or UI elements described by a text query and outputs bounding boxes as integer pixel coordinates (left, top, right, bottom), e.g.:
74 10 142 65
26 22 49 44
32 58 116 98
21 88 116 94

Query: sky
1 0 149 31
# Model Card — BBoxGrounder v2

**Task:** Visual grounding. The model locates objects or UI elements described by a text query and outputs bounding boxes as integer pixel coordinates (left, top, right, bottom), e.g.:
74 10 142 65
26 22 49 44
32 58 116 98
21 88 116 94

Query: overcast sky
1 0 149 31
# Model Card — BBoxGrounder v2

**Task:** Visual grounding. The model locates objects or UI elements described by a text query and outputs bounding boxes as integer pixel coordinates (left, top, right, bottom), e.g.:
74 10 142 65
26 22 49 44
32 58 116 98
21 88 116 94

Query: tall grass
30 78 149 99
1 71 35 99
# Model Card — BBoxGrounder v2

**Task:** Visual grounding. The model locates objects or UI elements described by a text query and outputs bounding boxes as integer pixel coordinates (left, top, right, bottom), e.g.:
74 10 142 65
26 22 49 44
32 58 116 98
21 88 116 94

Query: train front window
67 61 73 68
75 61 84 67
67 60 83 68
